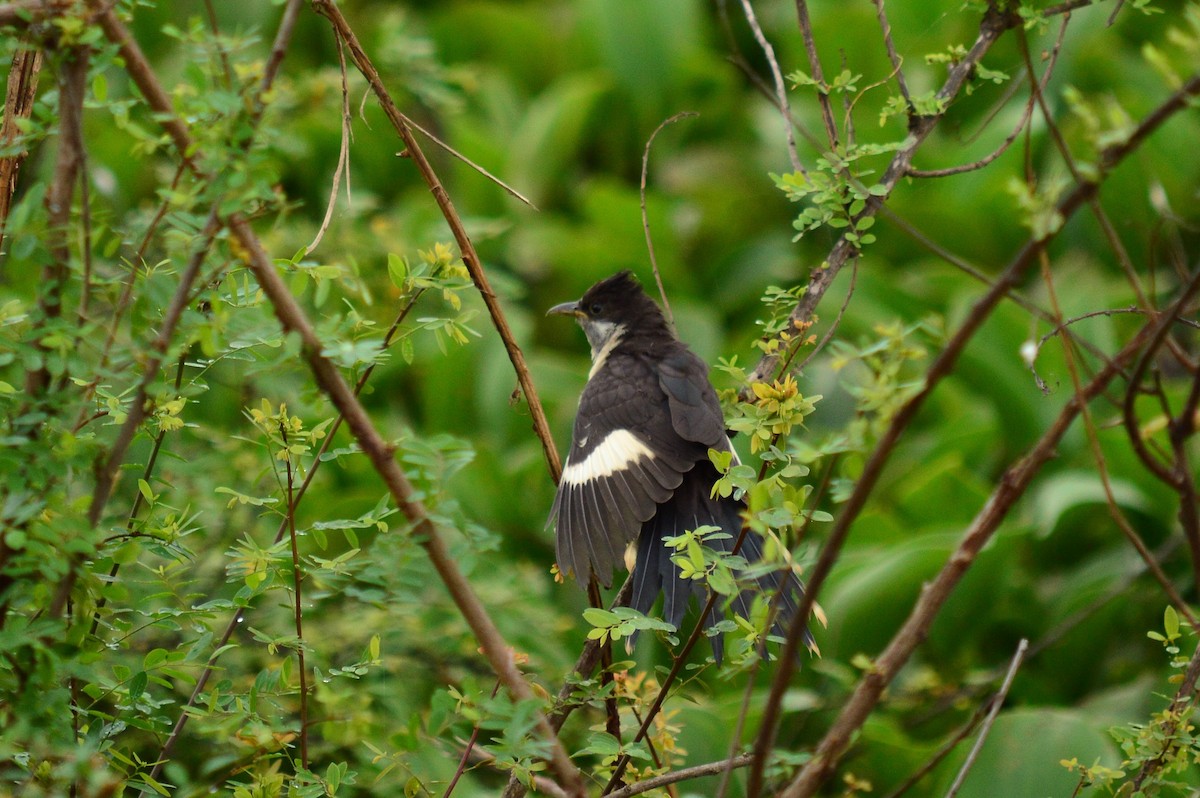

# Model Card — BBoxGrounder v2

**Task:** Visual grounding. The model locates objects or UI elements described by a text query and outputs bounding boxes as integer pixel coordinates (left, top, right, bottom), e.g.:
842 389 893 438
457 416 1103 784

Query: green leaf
128 670 147 702
1164 605 1180 640
387 253 408 288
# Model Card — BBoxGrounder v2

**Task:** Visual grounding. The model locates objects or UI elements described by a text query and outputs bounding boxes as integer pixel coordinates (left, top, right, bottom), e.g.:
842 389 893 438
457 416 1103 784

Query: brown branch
744 71 1200 797
88 4 582 790
0 41 41 244
1037 253 1200 623
908 16 1068 179
791 0 838 148
24 44 87 399
310 0 562 482
231 216 583 794
777 263 1200 798
745 2 1068 393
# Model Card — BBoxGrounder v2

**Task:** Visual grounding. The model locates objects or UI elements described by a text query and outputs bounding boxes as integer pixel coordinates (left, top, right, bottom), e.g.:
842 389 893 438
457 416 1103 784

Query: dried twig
305 30 352 255
943 638 1028 798
640 111 696 330
738 0 803 171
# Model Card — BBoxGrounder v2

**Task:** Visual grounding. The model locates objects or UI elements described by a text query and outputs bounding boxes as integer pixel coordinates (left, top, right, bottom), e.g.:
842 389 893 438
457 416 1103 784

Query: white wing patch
562 429 655 485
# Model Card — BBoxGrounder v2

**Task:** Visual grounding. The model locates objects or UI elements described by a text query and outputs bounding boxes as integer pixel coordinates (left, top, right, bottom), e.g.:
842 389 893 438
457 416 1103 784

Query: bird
547 270 806 662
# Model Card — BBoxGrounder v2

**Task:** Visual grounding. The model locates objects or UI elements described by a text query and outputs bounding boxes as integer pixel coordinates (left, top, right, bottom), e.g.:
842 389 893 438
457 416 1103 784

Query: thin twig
871 0 910 105
943 638 1028 798
640 111 696 330
605 754 755 798
281 422 309 770
792 0 838 148
909 16 1067 179
305 30 352 255
443 678 502 798
738 0 803 172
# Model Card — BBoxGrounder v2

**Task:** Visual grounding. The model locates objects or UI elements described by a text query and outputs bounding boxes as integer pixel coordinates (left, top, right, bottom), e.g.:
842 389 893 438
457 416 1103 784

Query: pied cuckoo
548 270 804 661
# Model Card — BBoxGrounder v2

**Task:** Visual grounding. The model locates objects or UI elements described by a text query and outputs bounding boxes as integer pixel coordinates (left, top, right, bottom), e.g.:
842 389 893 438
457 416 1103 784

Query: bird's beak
547 300 582 317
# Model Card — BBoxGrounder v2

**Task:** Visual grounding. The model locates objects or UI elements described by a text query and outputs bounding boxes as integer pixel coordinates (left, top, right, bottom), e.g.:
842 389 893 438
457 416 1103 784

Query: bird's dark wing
657 347 727 447
550 353 706 587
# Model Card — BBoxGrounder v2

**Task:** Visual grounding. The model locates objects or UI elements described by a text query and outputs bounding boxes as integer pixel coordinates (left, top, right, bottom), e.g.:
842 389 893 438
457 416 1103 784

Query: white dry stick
944 638 1030 798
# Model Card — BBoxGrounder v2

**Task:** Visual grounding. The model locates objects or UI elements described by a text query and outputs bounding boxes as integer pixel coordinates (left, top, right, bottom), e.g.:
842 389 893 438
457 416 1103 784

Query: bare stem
943 639 1029 798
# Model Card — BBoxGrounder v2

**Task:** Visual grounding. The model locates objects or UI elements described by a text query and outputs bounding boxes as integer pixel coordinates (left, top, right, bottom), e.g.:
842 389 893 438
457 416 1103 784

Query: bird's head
547 271 670 356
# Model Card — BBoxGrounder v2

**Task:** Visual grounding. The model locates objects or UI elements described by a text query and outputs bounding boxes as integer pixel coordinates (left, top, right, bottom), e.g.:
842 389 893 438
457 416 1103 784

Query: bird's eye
589 302 604 315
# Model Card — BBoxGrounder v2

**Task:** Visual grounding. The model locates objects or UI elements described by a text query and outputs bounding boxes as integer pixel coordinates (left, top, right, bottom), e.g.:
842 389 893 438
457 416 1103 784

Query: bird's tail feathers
626 466 814 663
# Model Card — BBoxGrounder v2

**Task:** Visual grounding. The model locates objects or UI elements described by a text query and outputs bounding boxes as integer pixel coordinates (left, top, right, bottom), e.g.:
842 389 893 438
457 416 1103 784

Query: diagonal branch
745 3 1075 392
744 70 1200 797
310 0 562 482
778 263 1200 798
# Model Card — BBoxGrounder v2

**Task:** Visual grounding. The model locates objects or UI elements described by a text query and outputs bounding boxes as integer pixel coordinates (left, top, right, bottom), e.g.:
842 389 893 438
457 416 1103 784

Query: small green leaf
388 253 408 288
128 670 148 702
1164 605 1180 640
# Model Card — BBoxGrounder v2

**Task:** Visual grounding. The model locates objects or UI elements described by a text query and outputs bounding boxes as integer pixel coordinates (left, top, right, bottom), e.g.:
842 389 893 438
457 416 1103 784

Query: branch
606 754 755 798
943 638 1028 798
738 0 803 172
641 111 696 330
23 44 86 399
777 263 1200 798
791 0 838 147
310 0 562 482
745 2 1056 392
0 41 41 242
745 71 1200 797
228 220 585 796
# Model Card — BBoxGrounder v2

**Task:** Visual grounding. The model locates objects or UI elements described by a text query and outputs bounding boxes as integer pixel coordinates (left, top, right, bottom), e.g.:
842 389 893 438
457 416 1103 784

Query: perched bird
547 270 804 661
